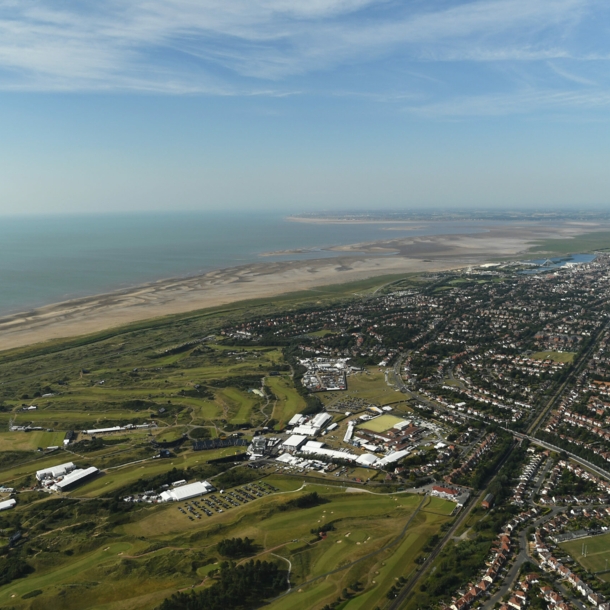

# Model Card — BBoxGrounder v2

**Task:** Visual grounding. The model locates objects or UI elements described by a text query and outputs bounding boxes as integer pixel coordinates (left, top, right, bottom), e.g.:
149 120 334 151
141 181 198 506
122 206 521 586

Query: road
481 507 563 608
387 442 517 610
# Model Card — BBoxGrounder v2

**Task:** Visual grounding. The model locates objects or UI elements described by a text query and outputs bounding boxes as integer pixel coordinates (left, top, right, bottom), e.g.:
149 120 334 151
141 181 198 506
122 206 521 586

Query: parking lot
175 481 279 520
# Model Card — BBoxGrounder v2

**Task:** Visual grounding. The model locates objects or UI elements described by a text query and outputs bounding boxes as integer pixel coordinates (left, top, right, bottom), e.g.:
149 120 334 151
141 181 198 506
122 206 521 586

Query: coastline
1 220 607 353
0 255 462 352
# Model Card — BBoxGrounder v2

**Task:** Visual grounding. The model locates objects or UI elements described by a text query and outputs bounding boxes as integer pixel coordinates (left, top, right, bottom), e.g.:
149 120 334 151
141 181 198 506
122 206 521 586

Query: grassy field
357 414 405 434
267 494 453 610
0 270 449 609
267 376 307 429
561 532 610 577
0 478 453 610
321 368 399 409
530 350 575 363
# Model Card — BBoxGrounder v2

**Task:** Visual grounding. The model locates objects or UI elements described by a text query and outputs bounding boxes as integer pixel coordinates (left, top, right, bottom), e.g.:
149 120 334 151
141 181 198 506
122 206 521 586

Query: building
431 485 460 501
482 493 494 509
51 466 99 491
36 462 76 482
311 412 332 429
159 481 215 502
63 430 75 446
83 426 122 435
0 498 16 511
376 449 410 468
356 453 379 467
288 414 305 426
282 435 308 453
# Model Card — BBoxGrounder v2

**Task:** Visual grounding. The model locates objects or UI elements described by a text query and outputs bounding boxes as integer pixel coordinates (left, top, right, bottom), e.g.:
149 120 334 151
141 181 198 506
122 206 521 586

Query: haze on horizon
1 0 610 215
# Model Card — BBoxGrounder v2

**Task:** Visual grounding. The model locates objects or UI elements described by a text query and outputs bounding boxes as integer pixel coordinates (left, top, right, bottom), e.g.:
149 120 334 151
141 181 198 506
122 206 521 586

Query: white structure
159 481 214 502
83 423 156 435
84 426 122 435
36 462 75 482
356 453 378 467
376 449 410 468
52 466 99 491
0 499 16 511
288 414 305 426
325 423 338 432
303 440 325 451
344 421 356 443
311 412 332 429
292 424 320 436
300 444 357 462
282 435 308 453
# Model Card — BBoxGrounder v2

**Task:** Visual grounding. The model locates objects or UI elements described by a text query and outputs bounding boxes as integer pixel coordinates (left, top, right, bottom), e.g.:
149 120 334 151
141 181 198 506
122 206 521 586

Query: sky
1 0 610 214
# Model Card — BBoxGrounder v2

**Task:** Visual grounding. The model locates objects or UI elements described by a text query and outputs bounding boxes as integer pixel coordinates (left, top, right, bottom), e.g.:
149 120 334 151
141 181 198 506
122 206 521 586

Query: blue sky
1 0 609 214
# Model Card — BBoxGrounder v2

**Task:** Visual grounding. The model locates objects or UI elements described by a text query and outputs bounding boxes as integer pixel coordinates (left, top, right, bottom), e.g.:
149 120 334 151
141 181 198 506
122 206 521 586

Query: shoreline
0 255 464 352
1 220 607 353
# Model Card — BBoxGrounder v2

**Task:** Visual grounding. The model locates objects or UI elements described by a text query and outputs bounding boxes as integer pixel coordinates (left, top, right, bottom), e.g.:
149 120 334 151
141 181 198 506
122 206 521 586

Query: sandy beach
0 221 605 352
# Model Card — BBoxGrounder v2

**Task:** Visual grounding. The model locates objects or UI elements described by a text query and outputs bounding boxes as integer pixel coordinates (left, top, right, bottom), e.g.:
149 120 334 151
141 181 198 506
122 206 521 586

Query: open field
266 495 452 610
357 414 405 433
320 368 399 408
530 350 576 363
0 283 457 610
561 532 610 577
0 478 453 610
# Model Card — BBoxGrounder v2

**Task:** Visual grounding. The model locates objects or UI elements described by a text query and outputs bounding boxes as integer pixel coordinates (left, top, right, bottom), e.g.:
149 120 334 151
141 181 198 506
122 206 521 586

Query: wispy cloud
0 0 608 111
404 88 610 117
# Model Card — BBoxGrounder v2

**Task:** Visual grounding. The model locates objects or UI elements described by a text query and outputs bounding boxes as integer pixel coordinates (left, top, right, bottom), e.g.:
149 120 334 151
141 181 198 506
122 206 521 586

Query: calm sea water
0 212 487 315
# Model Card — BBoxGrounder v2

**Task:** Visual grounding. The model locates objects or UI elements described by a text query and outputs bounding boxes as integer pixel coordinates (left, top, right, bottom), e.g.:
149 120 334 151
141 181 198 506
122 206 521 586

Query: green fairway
267 495 452 610
267 376 307 428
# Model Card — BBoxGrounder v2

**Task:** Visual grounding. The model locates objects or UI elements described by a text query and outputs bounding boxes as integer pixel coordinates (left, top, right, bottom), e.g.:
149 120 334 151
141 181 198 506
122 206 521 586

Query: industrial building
159 480 215 502
51 466 99 491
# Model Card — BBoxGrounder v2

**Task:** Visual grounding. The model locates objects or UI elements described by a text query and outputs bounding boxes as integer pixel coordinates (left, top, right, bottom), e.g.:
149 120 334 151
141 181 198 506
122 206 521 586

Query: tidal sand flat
1 219 606 352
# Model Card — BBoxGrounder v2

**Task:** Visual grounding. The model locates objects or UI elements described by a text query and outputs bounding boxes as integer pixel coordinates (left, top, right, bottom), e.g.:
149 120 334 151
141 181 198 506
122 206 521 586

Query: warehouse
52 466 99 491
36 461 75 482
0 498 16 511
159 480 215 502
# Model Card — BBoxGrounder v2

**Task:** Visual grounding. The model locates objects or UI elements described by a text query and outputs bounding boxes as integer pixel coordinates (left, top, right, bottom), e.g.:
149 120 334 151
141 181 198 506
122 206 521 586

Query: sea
0 212 490 315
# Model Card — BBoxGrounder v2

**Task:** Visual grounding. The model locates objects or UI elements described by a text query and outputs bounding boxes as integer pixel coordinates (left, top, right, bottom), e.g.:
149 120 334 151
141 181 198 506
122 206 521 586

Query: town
1 253 610 610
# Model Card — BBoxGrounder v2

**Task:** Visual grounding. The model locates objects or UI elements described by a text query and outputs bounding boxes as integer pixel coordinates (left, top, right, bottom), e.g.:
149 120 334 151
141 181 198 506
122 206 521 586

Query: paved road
481 507 563 608
387 443 518 610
